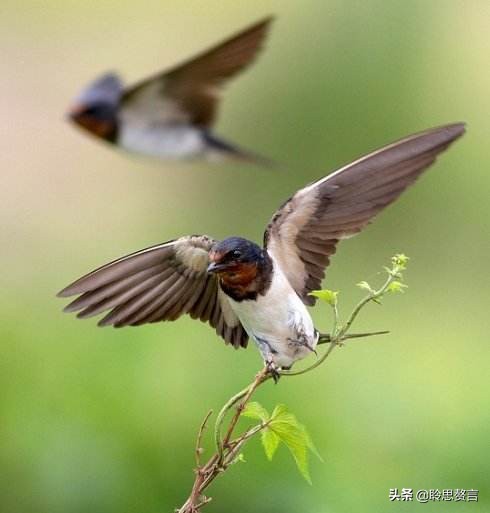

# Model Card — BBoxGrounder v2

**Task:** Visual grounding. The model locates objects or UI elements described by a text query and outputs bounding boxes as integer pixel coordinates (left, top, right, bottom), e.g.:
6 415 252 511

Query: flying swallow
58 123 465 375
68 17 274 166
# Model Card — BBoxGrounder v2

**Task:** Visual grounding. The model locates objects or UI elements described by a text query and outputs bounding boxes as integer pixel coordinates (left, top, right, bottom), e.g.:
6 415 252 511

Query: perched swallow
68 17 274 165
58 123 465 373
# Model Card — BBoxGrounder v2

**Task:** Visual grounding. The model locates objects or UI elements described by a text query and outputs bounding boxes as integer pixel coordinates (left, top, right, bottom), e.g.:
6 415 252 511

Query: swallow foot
265 360 281 383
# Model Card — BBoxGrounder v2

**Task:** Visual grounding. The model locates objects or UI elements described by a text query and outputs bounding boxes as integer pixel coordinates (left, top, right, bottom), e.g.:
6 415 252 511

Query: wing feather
102 281 170 327
58 235 248 348
264 123 466 305
63 264 167 313
121 17 273 127
77 272 167 319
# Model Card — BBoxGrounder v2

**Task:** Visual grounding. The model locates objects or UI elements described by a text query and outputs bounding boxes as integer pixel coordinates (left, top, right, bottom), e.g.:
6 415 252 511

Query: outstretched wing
58 235 248 348
121 17 273 127
264 123 466 305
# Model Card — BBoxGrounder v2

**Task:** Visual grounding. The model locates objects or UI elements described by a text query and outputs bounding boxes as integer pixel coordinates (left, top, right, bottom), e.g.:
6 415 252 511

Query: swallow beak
207 262 221 273
66 104 85 122
207 262 231 274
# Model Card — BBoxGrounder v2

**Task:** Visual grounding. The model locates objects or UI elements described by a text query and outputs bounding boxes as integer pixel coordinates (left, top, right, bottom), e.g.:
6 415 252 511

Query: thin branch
224 423 267 465
195 410 213 468
215 367 269 463
340 273 393 337
177 256 408 512
318 330 389 344
213 387 249 458
194 497 212 510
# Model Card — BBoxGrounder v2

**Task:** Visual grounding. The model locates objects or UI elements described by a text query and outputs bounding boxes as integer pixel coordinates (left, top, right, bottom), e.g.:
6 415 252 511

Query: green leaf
261 428 280 460
271 403 289 420
268 404 320 484
241 401 269 422
387 281 408 293
230 452 247 465
392 253 409 269
302 425 324 463
310 289 338 306
357 281 373 293
270 417 311 484
235 453 246 463
384 266 403 280
247 404 321 483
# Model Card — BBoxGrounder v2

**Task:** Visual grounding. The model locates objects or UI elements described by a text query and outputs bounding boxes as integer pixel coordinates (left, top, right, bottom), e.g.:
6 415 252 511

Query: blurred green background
1 1 489 512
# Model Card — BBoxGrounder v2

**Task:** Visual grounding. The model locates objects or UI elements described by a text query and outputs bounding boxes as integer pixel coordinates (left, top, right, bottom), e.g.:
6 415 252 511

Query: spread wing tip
437 121 466 139
57 275 99 298
62 302 79 313
422 122 466 146
256 15 276 29
240 15 275 34
251 14 275 23
57 284 79 298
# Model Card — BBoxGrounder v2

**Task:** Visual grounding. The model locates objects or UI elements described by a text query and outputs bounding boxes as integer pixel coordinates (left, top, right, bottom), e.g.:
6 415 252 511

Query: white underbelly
227 267 317 368
119 124 206 159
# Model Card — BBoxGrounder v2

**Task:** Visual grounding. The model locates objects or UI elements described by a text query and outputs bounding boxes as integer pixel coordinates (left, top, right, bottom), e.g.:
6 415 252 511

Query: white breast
118 123 206 159
227 259 317 368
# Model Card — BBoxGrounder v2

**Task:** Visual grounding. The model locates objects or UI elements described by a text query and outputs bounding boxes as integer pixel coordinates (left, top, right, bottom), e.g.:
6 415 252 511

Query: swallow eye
81 104 111 119
231 250 242 259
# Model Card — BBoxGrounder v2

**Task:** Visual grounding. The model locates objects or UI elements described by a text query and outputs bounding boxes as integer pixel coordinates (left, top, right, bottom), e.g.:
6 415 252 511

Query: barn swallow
68 17 274 166
58 123 465 375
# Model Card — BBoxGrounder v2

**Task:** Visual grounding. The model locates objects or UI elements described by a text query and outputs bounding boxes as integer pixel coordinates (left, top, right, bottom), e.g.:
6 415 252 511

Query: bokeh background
1 1 489 512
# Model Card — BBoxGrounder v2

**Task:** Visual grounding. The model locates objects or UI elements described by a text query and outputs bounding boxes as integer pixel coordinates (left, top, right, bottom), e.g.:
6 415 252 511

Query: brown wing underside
58 236 248 348
264 123 466 305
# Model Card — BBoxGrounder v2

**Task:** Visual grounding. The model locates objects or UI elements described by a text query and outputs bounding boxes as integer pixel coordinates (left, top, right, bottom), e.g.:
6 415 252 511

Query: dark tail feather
203 132 278 169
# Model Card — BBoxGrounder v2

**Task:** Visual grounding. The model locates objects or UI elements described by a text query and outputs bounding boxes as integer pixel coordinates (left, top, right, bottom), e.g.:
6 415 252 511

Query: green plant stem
339 272 394 338
178 257 407 512
213 388 248 458
224 423 266 465
214 368 269 463
282 271 397 378
195 410 213 467
318 330 389 344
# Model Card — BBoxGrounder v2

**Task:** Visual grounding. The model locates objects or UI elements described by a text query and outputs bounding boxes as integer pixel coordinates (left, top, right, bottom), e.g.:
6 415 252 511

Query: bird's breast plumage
224 257 317 368
118 122 206 159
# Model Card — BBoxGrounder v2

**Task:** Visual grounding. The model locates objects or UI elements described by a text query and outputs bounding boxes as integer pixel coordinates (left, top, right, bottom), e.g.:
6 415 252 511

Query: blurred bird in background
67 17 274 166
58 123 465 376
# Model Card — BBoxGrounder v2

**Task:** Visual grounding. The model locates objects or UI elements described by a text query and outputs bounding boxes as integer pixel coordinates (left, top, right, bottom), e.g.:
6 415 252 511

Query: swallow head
207 237 264 284
68 72 122 142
